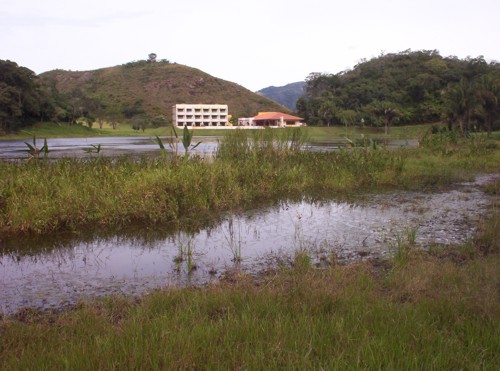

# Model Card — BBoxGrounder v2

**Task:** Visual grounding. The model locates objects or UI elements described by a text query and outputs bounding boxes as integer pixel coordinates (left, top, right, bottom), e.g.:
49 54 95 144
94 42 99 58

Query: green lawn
0 122 169 139
1 121 439 140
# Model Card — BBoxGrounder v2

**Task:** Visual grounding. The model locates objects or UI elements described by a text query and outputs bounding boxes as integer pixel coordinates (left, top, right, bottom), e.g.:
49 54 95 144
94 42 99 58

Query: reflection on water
0 136 418 160
0 175 497 315
0 136 220 160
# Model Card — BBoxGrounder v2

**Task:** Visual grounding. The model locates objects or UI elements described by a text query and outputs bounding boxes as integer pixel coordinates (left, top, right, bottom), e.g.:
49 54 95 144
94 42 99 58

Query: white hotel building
172 104 229 128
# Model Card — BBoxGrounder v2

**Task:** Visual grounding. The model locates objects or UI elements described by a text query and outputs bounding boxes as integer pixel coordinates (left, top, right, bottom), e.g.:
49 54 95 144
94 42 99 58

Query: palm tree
476 75 499 136
338 109 358 134
368 101 400 135
317 95 338 127
442 78 477 136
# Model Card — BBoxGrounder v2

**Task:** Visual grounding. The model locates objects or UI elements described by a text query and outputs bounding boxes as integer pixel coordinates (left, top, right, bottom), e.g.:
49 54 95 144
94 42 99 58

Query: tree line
0 60 55 133
0 59 105 133
296 50 500 135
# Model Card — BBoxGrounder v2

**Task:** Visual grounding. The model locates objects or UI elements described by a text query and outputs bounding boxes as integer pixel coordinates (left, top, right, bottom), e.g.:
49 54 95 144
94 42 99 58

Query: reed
216 127 308 160
389 226 418 266
223 218 243 263
23 136 49 160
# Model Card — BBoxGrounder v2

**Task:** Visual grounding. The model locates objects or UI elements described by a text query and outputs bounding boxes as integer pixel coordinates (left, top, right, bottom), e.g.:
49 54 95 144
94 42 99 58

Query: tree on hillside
297 50 499 129
0 82 23 131
105 106 122 130
151 115 169 128
338 109 359 132
38 76 71 122
304 73 340 98
317 95 338 127
462 56 489 81
295 96 311 123
442 78 477 136
367 101 400 135
122 100 145 118
63 87 101 125
476 75 500 136
131 115 149 132
296 73 343 126
0 60 56 132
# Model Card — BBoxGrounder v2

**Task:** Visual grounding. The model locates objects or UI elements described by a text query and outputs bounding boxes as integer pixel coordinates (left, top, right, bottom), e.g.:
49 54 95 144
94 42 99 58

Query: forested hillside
0 59 287 133
0 60 56 133
297 50 500 135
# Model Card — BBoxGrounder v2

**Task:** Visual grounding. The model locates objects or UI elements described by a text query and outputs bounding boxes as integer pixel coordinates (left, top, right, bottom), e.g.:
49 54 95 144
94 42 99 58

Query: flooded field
1 174 497 315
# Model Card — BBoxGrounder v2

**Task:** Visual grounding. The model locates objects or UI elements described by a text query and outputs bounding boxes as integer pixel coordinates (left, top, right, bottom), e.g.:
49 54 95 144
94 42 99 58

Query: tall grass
216 127 308 160
0 130 499 236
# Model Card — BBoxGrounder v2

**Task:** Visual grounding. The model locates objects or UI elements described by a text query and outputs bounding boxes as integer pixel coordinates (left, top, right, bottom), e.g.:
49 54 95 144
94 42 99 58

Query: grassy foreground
0 129 499 368
0 209 499 369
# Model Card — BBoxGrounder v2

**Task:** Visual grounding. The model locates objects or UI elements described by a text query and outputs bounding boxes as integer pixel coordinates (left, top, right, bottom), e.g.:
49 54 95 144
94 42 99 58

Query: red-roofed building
238 112 304 127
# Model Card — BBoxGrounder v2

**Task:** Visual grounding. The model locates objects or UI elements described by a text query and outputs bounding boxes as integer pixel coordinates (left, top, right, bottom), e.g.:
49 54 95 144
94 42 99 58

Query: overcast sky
1 0 499 91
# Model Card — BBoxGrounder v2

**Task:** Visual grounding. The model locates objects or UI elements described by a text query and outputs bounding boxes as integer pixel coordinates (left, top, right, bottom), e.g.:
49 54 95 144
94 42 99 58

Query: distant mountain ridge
257 81 306 111
39 61 289 123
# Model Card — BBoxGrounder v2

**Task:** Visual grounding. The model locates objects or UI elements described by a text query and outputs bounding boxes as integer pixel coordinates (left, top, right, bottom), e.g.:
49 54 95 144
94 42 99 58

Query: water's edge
1 174 497 315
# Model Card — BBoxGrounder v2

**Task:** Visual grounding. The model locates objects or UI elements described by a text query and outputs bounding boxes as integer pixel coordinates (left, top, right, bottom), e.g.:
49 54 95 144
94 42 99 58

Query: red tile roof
252 112 304 121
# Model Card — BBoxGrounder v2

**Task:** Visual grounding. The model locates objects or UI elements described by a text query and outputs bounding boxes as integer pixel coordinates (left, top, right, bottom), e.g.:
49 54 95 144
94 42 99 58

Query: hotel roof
252 112 304 121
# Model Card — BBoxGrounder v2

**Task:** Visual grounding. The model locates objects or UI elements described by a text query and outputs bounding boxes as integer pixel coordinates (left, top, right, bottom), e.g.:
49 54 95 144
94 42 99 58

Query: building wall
173 104 229 128
237 117 255 126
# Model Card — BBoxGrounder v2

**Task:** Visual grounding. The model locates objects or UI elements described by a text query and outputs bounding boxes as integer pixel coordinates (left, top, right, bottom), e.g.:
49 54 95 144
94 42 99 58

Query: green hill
297 50 500 130
39 61 289 125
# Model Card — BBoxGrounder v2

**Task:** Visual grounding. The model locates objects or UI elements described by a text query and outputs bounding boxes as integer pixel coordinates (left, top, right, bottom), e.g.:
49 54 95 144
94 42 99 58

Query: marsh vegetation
1 128 498 236
0 128 499 368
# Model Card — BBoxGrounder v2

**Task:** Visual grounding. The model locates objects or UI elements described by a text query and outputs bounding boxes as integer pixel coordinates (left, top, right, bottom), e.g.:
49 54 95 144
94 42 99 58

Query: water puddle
1 174 497 315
